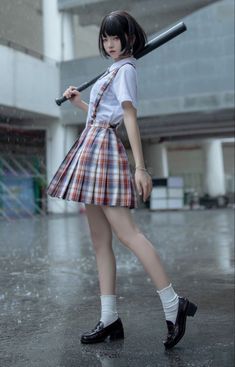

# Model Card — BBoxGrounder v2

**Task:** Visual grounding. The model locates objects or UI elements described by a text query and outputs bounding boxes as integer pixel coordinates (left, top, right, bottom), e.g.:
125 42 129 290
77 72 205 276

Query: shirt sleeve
112 64 138 109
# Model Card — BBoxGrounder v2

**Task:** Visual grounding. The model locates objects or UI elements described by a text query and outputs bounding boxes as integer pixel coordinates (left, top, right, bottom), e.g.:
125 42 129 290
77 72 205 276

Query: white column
46 124 81 214
156 144 169 177
43 0 62 61
62 12 75 60
46 121 67 213
144 142 169 177
202 139 226 196
65 126 78 153
43 0 75 61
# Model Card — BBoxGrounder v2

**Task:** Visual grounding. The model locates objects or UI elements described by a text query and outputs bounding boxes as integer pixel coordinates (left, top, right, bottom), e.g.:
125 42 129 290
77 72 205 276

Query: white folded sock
157 283 179 324
100 295 119 327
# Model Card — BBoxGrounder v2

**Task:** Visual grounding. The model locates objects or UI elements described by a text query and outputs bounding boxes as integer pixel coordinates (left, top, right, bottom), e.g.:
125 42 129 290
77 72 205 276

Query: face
102 35 124 60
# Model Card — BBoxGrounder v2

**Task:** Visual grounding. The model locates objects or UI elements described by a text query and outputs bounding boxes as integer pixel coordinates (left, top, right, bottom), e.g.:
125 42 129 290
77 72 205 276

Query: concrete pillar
202 139 226 197
62 12 75 60
46 123 80 214
156 144 169 177
43 0 62 60
46 121 67 213
43 0 75 61
65 126 78 154
144 142 169 177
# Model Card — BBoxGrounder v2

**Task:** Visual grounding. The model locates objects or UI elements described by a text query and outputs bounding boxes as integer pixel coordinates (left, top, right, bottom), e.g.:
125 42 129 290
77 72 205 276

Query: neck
114 55 133 62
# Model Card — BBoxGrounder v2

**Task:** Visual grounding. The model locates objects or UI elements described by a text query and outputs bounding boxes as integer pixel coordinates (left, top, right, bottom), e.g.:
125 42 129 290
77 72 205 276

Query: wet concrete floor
0 208 234 367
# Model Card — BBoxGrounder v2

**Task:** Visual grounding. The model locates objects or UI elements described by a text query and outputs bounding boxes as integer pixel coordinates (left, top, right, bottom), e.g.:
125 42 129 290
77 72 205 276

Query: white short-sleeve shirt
86 57 137 126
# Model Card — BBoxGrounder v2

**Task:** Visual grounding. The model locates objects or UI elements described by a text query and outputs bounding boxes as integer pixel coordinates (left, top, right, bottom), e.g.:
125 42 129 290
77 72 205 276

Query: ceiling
136 108 235 142
58 0 221 35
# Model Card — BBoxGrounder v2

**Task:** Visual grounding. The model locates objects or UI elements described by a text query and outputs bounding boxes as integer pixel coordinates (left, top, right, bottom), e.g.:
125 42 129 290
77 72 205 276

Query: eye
113 36 119 40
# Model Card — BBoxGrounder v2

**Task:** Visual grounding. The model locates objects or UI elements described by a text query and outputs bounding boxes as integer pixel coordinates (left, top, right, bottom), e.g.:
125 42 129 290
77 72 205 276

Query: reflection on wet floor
0 209 234 367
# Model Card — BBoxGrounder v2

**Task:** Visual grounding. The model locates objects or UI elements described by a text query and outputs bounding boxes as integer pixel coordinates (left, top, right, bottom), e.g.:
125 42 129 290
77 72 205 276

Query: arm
122 101 145 168
75 99 89 113
122 101 152 202
63 86 88 113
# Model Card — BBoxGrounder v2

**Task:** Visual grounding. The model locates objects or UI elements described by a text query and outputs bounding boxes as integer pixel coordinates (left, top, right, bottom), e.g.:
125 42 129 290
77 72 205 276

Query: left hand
135 170 152 202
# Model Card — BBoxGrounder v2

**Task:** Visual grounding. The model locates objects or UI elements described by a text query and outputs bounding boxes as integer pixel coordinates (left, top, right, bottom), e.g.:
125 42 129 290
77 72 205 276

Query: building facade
0 0 234 217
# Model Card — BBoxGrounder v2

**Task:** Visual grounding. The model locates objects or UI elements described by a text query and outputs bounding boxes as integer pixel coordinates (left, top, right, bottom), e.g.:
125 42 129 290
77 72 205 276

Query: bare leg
101 206 171 290
82 205 196 349
85 204 116 295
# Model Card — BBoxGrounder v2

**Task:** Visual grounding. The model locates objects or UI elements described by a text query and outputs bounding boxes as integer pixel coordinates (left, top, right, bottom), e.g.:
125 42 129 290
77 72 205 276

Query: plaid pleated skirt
47 121 138 209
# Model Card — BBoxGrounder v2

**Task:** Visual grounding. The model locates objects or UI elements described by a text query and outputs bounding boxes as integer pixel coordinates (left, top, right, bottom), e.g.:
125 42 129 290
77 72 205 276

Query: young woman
47 10 197 349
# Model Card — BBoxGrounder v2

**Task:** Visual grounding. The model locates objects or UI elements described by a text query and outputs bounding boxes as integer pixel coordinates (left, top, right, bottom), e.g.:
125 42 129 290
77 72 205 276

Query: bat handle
55 82 89 106
55 95 67 106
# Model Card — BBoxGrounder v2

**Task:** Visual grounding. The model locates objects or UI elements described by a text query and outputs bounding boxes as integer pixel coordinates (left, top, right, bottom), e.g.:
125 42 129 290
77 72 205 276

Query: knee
90 230 112 253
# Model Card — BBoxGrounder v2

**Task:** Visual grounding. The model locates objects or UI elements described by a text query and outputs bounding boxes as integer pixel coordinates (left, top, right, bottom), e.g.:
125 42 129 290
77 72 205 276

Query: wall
0 45 60 118
73 15 100 59
137 0 234 116
0 0 43 55
60 0 234 124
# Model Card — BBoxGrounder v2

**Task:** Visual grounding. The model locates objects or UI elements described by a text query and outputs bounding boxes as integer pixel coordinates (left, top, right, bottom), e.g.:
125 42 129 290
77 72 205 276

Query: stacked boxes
150 177 184 210
150 178 168 210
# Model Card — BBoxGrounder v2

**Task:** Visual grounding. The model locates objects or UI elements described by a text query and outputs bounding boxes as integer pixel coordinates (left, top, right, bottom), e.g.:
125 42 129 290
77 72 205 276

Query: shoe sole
81 329 124 344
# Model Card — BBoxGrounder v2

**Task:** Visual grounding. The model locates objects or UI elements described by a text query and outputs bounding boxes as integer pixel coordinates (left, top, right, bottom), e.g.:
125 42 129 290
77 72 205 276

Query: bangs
100 16 125 38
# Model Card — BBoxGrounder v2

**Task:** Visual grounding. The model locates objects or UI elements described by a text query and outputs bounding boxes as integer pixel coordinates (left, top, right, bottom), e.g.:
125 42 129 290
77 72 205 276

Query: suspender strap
90 62 135 122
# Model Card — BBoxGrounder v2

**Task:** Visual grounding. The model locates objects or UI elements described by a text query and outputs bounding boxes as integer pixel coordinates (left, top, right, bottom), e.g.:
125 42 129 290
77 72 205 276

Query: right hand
63 85 82 107
135 169 152 202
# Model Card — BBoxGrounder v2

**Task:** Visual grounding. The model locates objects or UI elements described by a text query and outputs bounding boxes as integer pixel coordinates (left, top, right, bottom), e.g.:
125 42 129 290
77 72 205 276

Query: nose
107 39 114 48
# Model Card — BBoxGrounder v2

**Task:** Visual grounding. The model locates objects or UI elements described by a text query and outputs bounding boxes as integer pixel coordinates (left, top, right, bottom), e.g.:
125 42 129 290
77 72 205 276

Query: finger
143 186 148 201
147 181 153 200
135 180 142 196
63 89 72 97
64 86 76 96
66 94 72 99
71 90 79 96
143 182 151 201
146 180 152 195
64 89 77 99
141 183 147 200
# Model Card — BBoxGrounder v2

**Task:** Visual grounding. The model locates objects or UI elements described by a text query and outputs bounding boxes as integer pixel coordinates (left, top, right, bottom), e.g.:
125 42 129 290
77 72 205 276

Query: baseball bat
55 21 187 106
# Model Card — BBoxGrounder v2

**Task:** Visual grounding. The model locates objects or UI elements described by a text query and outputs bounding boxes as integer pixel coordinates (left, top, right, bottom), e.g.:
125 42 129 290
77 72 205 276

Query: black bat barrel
55 21 187 106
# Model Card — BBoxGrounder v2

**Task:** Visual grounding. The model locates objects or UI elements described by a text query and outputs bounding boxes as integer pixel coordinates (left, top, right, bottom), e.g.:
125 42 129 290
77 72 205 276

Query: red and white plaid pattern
47 65 138 209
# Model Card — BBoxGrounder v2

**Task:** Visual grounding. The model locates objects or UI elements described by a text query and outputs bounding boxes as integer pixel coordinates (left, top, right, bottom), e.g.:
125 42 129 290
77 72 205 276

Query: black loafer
164 296 197 349
81 317 124 344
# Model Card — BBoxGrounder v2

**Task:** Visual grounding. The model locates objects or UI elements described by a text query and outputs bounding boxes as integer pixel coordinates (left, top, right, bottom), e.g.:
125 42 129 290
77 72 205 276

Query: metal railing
0 154 47 221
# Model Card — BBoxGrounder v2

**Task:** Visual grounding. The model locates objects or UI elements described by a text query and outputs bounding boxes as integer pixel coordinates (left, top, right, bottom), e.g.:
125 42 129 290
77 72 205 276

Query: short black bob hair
98 10 147 58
